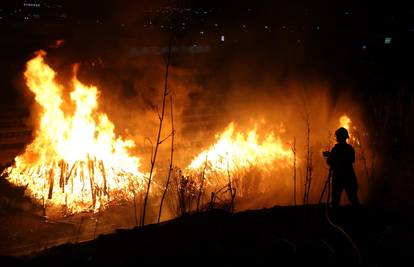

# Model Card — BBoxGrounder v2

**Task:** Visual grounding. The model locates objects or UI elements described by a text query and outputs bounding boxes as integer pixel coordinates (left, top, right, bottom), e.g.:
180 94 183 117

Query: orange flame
186 122 293 192
339 114 351 131
339 114 359 144
3 51 146 214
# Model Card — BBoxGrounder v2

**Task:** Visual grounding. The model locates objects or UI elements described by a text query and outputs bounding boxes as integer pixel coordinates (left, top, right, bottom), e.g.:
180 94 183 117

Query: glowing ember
186 122 293 192
3 51 146 214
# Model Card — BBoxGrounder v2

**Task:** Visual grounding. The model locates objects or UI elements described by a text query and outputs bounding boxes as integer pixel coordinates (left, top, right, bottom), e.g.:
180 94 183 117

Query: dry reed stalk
141 36 173 226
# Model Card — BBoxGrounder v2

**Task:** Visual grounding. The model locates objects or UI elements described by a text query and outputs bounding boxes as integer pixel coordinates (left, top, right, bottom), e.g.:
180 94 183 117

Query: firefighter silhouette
326 127 360 207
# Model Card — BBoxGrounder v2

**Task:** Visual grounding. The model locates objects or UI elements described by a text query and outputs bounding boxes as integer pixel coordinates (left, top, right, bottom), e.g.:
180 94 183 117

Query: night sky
1 1 414 101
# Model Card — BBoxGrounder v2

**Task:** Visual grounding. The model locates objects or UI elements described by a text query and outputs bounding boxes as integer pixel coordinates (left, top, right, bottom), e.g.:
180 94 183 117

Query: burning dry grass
177 121 294 212
3 51 147 215
1 50 376 221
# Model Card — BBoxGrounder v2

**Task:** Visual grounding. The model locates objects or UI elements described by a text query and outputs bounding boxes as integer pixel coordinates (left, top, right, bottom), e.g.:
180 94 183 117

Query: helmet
335 127 349 139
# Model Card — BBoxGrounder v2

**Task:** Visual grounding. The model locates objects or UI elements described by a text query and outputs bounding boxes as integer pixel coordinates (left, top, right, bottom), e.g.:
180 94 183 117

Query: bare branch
141 34 173 226
157 106 162 121
158 131 174 145
196 153 208 211
158 94 175 223
144 137 154 165
303 115 313 206
291 137 297 206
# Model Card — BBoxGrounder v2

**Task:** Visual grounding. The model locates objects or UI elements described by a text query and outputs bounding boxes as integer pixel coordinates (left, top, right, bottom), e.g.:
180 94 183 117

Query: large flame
186 122 293 194
3 51 145 214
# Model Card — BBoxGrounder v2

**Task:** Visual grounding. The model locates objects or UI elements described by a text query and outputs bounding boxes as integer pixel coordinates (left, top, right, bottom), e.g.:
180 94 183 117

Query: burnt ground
1 204 413 267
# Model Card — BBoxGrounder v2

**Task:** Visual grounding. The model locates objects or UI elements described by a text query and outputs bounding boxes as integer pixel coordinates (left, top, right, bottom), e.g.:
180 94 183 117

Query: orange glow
339 114 351 131
50 39 65 48
339 115 352 131
3 51 146 214
339 114 358 144
186 122 293 193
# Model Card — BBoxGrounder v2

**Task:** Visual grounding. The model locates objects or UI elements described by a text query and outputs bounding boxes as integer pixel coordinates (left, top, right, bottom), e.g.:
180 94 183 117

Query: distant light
362 45 367 49
242 24 246 28
264 25 268 29
200 31 204 34
214 23 218 27
23 3 40 7
221 35 225 42
384 37 392 44
316 26 320 30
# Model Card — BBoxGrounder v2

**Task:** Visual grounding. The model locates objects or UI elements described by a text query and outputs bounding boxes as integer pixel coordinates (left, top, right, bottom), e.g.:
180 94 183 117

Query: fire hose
321 168 361 265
